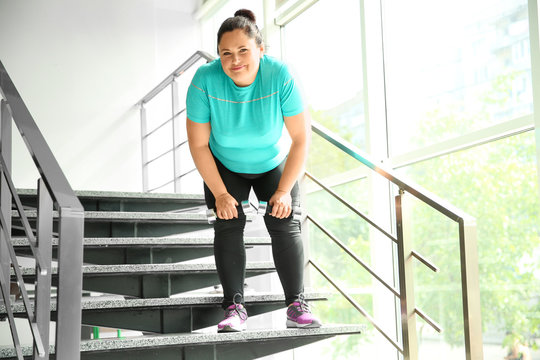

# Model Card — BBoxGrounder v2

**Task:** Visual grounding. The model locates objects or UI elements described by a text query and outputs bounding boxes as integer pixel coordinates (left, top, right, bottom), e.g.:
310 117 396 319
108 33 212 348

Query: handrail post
55 207 84 360
395 190 418 360
459 219 484 360
34 179 53 359
171 79 181 193
140 103 149 192
0 100 11 309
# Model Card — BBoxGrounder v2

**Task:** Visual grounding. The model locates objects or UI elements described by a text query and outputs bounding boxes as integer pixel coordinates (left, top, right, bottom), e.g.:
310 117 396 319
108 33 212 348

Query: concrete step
0 325 365 359
17 189 206 213
12 236 271 264
11 209 215 237
3 292 328 334
14 262 276 298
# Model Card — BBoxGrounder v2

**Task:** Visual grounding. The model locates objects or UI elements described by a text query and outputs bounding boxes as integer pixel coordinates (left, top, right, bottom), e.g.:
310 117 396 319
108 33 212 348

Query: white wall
0 0 202 192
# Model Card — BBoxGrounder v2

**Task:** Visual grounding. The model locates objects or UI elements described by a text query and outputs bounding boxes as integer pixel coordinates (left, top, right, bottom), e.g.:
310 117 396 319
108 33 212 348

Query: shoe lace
294 293 311 313
225 304 248 321
225 293 247 321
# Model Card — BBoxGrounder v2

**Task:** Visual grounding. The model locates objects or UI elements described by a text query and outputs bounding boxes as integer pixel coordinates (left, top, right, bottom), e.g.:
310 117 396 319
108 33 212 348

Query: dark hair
217 9 264 53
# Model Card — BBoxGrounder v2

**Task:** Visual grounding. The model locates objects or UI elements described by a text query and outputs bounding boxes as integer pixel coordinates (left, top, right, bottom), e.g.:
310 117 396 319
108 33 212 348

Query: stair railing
137 50 214 193
308 121 483 360
138 51 484 360
0 61 84 360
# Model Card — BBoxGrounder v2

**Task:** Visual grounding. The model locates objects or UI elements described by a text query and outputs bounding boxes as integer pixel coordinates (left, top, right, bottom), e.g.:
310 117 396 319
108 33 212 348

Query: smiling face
218 28 264 87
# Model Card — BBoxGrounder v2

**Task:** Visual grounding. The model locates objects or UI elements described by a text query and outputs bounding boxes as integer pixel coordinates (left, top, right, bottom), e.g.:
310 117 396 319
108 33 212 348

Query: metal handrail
311 121 475 223
138 50 214 193
309 259 403 352
307 214 400 298
138 50 214 105
310 121 482 360
0 60 85 360
0 63 83 211
305 171 397 243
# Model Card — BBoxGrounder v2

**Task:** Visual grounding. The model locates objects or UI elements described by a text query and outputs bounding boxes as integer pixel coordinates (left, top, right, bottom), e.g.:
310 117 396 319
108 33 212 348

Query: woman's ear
259 44 265 57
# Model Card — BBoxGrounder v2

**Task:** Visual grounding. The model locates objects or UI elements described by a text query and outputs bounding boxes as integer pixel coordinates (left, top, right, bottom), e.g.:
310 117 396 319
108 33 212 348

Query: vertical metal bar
171 81 181 193
459 219 484 360
299 174 311 286
34 179 53 359
140 104 149 192
395 191 418 360
55 207 84 360
528 0 540 204
0 264 23 359
0 99 11 307
263 0 282 58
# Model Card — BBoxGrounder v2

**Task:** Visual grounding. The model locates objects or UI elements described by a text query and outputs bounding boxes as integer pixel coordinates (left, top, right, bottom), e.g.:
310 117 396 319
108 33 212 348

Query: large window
282 0 539 358
397 132 539 358
382 0 539 358
383 0 532 157
283 0 366 150
190 0 540 358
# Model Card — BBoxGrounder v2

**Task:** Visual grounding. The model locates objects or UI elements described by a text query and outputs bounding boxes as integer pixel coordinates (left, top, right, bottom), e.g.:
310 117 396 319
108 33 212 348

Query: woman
186 9 321 333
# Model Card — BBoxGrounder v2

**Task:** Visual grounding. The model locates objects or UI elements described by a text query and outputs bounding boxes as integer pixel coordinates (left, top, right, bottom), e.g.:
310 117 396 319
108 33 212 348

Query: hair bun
234 9 256 23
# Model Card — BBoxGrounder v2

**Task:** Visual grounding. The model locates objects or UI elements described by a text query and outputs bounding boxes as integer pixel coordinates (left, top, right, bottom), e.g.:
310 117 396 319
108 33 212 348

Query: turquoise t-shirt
186 55 304 174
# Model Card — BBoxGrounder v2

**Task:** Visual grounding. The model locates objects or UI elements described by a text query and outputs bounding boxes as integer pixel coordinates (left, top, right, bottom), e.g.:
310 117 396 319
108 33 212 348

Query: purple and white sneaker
286 297 322 328
217 303 248 332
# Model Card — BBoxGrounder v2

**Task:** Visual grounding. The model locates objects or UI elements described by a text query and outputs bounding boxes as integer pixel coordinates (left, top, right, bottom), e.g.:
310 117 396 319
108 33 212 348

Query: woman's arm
186 119 238 219
269 110 310 218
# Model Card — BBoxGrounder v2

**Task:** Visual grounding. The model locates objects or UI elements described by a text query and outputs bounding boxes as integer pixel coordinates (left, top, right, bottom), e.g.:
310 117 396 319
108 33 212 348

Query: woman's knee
214 216 247 237
264 215 301 237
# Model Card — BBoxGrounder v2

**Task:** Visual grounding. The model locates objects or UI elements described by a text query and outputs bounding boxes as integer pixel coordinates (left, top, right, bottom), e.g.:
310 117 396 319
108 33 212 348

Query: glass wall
283 0 366 150
382 0 539 358
397 131 539 359
383 0 532 156
284 1 399 359
192 0 540 358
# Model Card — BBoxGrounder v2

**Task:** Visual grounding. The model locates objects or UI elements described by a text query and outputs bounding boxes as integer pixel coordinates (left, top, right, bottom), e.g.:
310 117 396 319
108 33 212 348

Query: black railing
0 60 84 360
308 122 482 360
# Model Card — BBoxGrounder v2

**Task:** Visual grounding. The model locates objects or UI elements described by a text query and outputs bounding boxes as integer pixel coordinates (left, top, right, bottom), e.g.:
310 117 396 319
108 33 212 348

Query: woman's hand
215 192 238 220
269 190 292 219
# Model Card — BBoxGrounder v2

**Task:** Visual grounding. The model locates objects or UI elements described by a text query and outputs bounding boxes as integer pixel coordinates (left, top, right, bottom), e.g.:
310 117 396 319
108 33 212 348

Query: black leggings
204 156 304 309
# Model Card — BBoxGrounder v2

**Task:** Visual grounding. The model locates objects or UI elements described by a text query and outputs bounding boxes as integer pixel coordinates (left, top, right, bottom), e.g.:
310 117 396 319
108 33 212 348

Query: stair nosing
0 325 365 357
16 189 206 201
2 292 330 313
14 261 275 276
79 325 365 352
12 236 271 247
13 210 257 222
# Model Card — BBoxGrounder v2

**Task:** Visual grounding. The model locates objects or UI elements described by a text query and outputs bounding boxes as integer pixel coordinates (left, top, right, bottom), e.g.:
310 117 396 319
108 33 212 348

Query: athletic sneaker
217 303 248 332
286 298 322 328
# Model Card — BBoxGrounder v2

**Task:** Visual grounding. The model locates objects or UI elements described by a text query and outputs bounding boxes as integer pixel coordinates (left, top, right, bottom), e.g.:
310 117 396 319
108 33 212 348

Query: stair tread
17 189 205 201
0 324 365 357
13 209 258 222
2 292 329 313
13 209 208 221
14 261 275 276
83 325 365 351
12 236 271 247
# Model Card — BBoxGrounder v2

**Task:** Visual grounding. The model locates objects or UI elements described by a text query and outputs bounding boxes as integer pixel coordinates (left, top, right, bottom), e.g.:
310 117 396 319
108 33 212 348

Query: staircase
0 189 363 359
0 51 484 359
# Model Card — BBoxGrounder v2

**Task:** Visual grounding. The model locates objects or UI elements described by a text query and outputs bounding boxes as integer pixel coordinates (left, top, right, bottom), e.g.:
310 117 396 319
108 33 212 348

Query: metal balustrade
138 51 214 193
0 61 84 360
